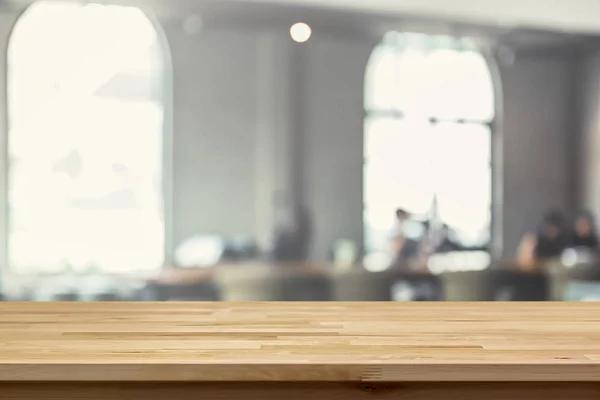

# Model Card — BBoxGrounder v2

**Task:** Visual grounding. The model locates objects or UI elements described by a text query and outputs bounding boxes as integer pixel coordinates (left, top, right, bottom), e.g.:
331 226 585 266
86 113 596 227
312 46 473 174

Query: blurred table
333 267 440 301
153 262 438 301
145 266 219 301
1 303 600 399
148 262 332 301
215 261 332 301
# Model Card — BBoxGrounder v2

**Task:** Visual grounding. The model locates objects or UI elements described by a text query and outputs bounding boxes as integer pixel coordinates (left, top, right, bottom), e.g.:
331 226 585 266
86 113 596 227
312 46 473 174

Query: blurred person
517 209 568 270
434 224 463 253
414 221 461 272
390 208 410 255
271 206 313 262
390 208 420 268
570 210 599 251
393 208 410 232
413 220 434 272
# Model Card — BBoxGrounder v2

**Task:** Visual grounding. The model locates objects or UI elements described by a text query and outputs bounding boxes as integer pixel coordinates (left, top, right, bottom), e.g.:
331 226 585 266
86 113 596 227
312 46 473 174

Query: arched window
7 1 170 273
364 32 495 252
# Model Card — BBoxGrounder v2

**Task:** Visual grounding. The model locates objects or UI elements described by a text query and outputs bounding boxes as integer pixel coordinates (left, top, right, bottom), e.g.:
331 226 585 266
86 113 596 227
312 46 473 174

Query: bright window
7 1 168 273
364 32 495 252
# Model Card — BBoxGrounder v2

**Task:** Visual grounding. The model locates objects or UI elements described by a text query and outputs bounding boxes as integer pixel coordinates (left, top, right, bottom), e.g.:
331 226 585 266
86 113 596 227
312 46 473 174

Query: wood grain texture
2 383 600 400
2 302 600 382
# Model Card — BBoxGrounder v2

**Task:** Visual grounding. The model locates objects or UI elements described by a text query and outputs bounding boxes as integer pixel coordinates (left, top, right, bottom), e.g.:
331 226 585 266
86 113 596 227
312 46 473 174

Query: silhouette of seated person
390 209 421 268
560 211 600 266
570 211 599 252
517 209 568 270
413 222 461 272
434 224 463 253
271 207 312 262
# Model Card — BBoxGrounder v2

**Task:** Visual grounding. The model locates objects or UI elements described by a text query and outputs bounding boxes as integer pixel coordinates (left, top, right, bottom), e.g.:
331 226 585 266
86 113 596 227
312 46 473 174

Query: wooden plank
2 303 600 381
2 383 600 400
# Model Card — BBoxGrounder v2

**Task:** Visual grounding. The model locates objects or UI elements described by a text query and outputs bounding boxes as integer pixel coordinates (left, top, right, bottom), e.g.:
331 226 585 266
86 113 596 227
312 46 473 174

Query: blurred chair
442 270 495 301
492 268 549 301
333 267 441 301
155 281 221 301
546 257 571 301
216 262 331 301
552 260 600 301
442 267 548 301
548 249 600 300
86 292 120 301
51 292 79 301
427 251 490 275
432 251 493 301
566 263 600 281
331 239 359 270
144 267 220 301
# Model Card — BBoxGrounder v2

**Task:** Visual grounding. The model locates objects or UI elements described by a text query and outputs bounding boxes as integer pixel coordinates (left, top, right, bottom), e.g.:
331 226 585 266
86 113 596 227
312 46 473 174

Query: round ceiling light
290 22 311 43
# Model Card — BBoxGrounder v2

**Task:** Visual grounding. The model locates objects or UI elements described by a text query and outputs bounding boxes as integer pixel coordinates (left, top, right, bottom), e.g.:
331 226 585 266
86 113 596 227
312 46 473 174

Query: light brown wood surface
1 302 600 382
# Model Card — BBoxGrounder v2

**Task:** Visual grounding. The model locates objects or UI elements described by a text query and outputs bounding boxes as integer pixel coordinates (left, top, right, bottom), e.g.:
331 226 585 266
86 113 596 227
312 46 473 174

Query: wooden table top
1 302 600 382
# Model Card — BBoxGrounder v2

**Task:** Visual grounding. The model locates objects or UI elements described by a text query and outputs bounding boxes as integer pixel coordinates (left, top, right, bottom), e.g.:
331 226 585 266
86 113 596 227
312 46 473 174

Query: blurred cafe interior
1 0 600 302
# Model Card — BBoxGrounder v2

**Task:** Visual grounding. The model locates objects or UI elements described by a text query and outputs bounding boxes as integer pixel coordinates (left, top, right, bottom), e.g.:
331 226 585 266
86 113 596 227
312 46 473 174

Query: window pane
459 51 495 121
364 44 398 111
432 123 491 246
426 50 495 121
365 33 495 122
364 32 495 252
364 117 435 250
393 49 431 116
8 2 166 273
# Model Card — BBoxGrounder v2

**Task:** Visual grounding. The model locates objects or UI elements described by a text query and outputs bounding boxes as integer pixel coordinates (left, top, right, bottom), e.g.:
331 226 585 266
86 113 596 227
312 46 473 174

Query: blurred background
0 0 599 301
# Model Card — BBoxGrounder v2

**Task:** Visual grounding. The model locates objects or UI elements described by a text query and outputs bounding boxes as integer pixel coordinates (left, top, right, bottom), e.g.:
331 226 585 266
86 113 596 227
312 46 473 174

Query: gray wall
576 48 600 220
499 54 574 256
0 12 20 275
165 23 374 258
166 23 578 259
168 28 260 244
302 37 372 259
0 8 581 263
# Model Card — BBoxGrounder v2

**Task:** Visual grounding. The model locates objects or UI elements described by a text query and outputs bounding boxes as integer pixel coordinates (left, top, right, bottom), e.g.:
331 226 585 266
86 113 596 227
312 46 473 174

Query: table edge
2 363 600 382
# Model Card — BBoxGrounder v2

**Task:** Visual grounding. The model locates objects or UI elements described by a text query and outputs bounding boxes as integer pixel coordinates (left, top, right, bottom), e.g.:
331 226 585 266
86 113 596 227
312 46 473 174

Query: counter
1 302 599 399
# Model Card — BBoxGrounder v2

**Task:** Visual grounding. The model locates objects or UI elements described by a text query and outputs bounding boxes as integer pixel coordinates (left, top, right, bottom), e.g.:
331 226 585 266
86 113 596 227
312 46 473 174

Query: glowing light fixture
290 22 311 43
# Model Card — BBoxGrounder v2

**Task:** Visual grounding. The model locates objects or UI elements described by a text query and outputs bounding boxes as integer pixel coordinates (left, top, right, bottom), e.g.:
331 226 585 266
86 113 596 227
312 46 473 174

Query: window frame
2 2 174 275
363 34 497 254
